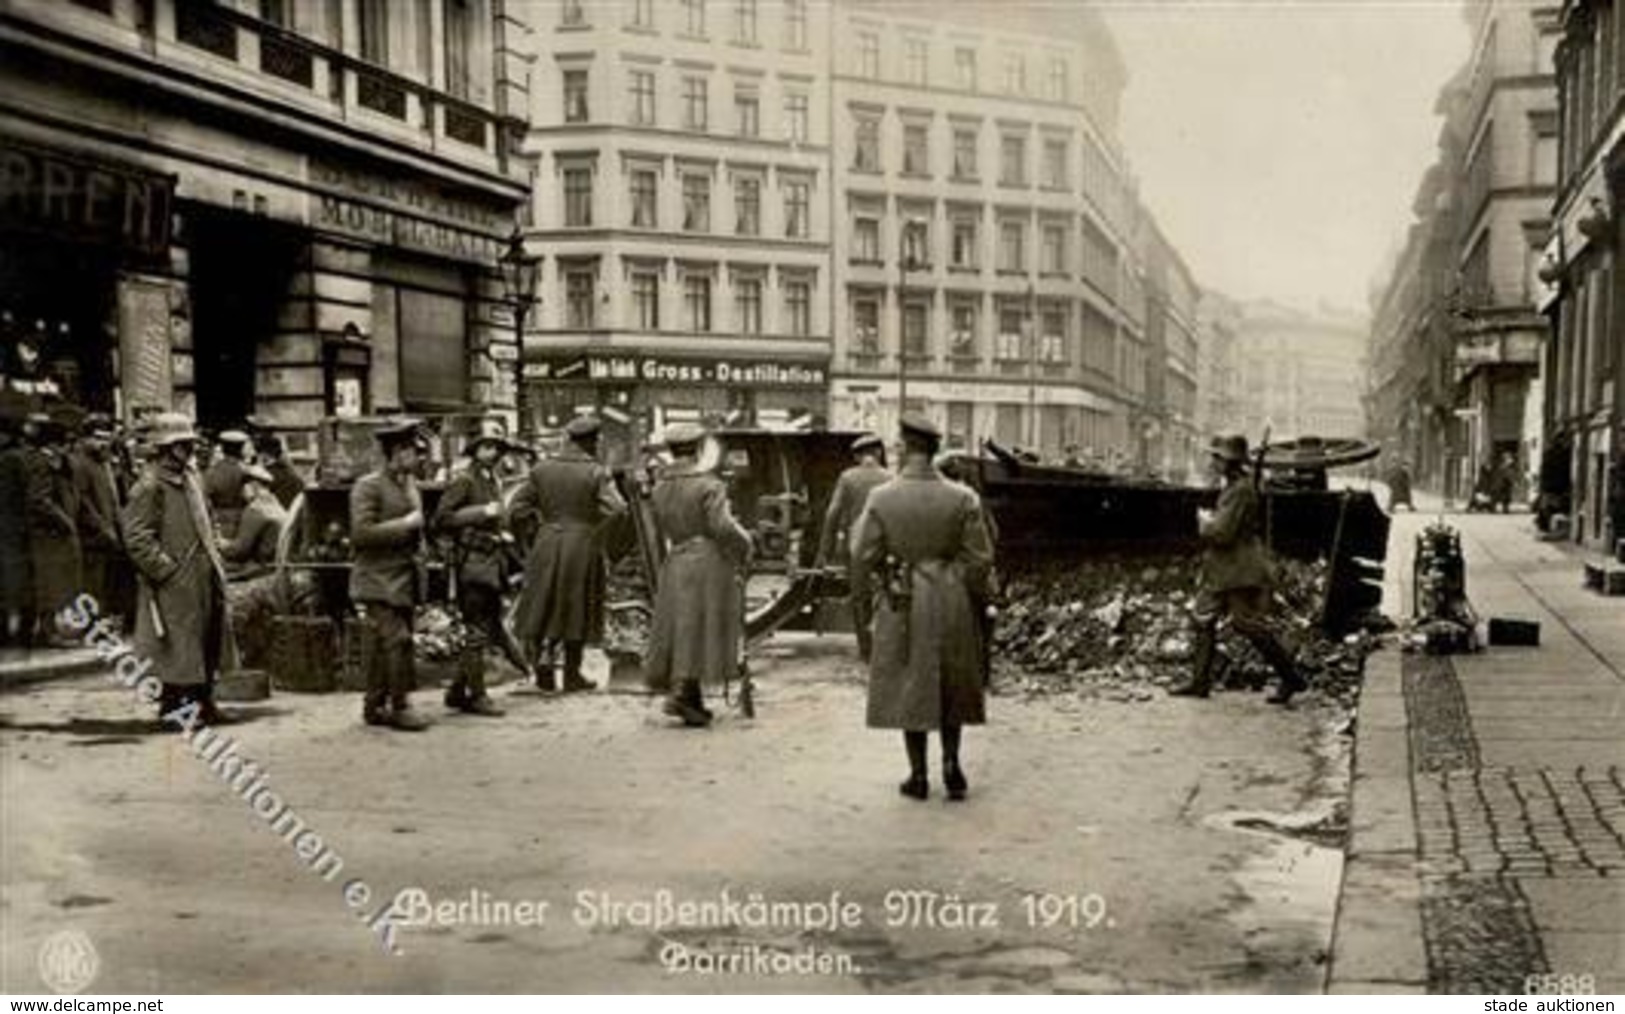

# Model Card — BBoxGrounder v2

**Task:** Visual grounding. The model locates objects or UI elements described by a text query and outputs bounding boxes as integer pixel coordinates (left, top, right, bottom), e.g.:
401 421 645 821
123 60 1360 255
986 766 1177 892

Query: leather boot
1169 624 1216 698
560 642 594 692
662 680 711 727
899 732 928 800
444 647 476 710
197 683 239 726
1265 668 1308 705
683 677 713 719
463 665 504 717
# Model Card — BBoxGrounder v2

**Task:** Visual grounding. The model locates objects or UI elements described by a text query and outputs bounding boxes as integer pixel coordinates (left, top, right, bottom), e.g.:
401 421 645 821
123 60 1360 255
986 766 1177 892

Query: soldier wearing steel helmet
1169 433 1307 704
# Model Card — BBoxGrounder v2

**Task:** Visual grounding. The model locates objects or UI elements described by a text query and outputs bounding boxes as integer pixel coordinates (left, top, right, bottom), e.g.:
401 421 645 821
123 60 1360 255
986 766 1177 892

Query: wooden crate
269 616 339 693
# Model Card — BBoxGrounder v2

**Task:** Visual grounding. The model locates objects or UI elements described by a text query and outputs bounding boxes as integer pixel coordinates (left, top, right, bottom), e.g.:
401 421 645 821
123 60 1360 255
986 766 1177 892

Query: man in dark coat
121 413 239 725
431 419 514 716
255 433 305 509
72 414 131 626
203 428 251 539
818 432 891 661
350 420 430 731
643 423 753 727
23 414 82 647
512 415 627 693
220 464 287 573
851 414 994 801
1170 434 1306 704
0 410 30 647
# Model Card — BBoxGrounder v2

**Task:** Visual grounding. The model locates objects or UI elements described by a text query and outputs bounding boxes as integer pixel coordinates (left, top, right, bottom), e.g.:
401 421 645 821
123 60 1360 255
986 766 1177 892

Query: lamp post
1023 281 1037 450
896 219 921 425
498 226 540 440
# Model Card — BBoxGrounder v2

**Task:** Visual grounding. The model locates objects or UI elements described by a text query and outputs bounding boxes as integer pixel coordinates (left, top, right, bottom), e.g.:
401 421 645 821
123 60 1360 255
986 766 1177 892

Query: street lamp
897 219 922 423
1023 281 1037 450
498 225 540 439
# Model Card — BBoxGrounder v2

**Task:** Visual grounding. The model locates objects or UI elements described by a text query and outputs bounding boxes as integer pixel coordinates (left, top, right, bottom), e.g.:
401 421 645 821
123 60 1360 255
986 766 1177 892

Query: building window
736 277 763 334
854 116 881 172
784 179 811 238
954 46 977 90
998 220 1025 271
682 76 709 130
684 274 712 331
905 38 928 86
903 124 930 175
735 176 761 236
785 279 812 336
564 168 593 226
734 0 757 44
1000 134 1027 186
902 301 928 357
952 128 978 179
951 218 978 268
564 69 590 123
630 169 658 228
1047 56 1068 101
682 174 711 231
562 0 587 26
1042 224 1066 273
950 302 977 357
1002 52 1025 95
1040 309 1066 363
857 31 880 79
996 308 1023 361
632 271 660 330
683 0 706 36
735 86 760 137
444 0 472 99
785 91 809 143
1043 139 1068 188
359 0 389 64
566 270 596 328
629 0 654 28
629 70 656 125
853 216 880 261
784 0 807 49
853 295 881 353
900 217 929 267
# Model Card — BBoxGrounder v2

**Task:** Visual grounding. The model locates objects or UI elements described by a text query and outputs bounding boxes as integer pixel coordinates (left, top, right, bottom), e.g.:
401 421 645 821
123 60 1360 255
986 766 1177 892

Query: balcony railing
166 4 501 157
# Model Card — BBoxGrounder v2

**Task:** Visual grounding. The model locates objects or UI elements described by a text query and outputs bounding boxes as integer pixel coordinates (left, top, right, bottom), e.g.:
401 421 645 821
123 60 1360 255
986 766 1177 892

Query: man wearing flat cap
1171 433 1306 704
121 413 239 725
350 419 430 730
512 414 627 693
643 422 754 726
851 414 995 801
431 417 516 715
204 428 253 540
72 414 131 626
818 431 891 662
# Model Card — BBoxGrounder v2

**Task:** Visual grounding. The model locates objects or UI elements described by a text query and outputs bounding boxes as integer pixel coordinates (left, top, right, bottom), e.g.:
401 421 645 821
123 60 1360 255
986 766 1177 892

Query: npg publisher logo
37 930 99 994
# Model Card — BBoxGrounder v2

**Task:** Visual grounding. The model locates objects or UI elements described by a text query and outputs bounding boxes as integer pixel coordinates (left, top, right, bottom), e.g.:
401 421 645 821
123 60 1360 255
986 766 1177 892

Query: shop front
523 351 830 467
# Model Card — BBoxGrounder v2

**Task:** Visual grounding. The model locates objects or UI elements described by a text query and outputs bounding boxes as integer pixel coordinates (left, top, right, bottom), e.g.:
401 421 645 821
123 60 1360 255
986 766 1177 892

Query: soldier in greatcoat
72 414 131 625
643 423 753 727
121 413 239 725
431 419 515 716
511 415 627 693
23 413 82 647
817 431 891 662
1170 434 1306 704
350 420 430 731
851 414 995 801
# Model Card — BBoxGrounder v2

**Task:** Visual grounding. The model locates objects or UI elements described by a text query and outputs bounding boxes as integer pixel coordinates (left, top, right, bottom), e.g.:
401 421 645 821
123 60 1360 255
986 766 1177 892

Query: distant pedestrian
121 413 239 726
817 431 890 661
643 423 753 727
1170 434 1306 704
512 415 626 693
203 429 251 538
221 464 288 573
349 421 430 731
1386 461 1414 512
851 414 995 802
71 413 132 628
22 413 82 647
254 433 305 509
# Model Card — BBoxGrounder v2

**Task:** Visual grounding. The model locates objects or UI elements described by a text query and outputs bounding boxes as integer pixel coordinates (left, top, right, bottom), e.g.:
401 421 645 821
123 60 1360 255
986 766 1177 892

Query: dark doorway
183 205 303 431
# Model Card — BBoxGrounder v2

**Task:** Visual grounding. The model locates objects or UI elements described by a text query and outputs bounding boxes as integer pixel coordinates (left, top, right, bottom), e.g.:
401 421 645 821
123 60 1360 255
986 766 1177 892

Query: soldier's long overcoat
642 463 752 690
851 461 994 730
511 447 625 645
121 462 238 687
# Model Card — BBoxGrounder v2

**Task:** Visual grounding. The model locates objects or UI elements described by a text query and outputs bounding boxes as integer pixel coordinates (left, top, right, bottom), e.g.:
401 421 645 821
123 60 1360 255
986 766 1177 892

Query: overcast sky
1100 0 1471 315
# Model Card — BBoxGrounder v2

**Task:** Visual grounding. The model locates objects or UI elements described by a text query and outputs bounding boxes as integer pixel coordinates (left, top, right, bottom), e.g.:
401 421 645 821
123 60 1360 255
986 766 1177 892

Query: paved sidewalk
1330 512 1625 994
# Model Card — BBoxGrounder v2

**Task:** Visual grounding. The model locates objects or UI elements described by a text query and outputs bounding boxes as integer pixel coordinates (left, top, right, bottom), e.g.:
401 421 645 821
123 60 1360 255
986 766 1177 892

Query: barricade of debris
990 554 1380 706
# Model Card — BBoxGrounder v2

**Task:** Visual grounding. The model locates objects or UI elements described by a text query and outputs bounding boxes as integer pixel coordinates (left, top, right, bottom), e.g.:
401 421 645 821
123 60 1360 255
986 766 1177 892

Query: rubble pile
991 555 1377 705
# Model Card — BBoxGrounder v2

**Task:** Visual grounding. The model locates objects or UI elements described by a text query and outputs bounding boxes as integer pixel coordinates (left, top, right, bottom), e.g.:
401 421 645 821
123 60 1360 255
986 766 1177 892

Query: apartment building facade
520 0 833 456
0 0 532 452
823 1 1149 458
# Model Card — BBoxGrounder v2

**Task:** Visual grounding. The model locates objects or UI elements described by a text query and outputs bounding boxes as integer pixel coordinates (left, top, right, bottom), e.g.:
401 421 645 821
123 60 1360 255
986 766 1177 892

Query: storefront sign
310 160 506 232
314 194 503 263
0 138 174 257
524 353 828 388
116 277 176 412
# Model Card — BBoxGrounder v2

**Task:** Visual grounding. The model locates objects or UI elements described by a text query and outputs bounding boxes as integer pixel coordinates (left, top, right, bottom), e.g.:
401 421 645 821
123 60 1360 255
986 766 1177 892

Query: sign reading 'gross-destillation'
524 353 828 388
